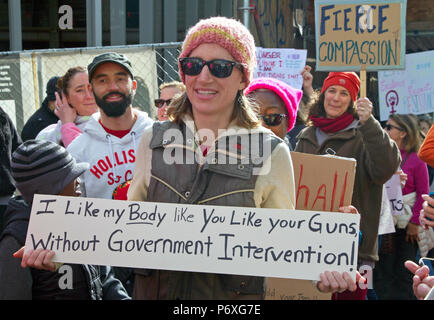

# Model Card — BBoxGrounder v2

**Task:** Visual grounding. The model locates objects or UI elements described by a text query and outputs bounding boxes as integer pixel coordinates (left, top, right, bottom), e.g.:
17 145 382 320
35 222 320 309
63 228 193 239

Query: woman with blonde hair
154 81 185 121
15 16 364 301
127 17 361 300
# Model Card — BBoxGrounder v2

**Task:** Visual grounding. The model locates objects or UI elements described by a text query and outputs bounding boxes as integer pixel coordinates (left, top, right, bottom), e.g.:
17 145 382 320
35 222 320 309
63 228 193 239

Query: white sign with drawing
25 195 360 281
378 50 434 121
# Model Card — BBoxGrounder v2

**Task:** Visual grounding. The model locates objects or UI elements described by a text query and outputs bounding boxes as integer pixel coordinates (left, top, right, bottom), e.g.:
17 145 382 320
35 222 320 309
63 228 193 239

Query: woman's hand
338 205 359 215
397 170 408 189
355 97 373 125
317 271 364 293
406 222 420 244
405 260 434 300
420 194 434 228
300 65 314 96
13 247 57 272
54 91 76 125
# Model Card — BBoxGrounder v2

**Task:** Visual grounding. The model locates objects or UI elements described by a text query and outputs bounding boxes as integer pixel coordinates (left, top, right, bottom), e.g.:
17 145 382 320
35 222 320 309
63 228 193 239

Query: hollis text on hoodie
66 110 154 200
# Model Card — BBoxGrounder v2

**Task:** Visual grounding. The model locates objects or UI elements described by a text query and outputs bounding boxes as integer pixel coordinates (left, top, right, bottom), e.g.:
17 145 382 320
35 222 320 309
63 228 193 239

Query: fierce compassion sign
315 0 407 71
25 195 360 281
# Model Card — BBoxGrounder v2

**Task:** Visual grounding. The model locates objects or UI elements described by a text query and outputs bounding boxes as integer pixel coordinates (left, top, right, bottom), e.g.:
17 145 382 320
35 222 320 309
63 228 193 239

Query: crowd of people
0 16 433 300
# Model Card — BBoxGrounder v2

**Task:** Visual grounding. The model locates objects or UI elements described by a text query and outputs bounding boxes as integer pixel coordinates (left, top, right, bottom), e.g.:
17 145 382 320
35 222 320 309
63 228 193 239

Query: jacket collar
150 116 278 179
299 123 358 148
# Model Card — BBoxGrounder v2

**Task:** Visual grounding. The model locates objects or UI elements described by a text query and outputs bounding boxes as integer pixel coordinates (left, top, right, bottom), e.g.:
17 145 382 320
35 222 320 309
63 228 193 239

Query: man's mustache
102 91 127 101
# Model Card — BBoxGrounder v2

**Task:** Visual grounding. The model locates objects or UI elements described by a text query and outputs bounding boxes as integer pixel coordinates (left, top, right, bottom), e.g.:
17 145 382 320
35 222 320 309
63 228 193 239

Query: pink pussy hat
178 16 257 87
245 77 303 132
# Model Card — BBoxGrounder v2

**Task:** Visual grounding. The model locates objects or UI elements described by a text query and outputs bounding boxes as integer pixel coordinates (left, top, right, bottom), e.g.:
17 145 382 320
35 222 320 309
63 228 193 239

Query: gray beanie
11 140 89 204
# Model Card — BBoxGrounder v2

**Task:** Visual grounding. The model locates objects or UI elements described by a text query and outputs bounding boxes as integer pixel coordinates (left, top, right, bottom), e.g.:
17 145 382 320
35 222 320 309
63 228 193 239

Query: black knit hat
88 52 134 81
11 140 89 204
45 76 60 101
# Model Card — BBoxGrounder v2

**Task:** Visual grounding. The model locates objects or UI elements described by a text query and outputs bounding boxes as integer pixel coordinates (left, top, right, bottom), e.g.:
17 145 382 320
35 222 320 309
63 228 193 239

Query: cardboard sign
26 194 360 282
291 152 356 212
378 50 434 120
266 152 357 300
254 48 307 90
315 0 407 71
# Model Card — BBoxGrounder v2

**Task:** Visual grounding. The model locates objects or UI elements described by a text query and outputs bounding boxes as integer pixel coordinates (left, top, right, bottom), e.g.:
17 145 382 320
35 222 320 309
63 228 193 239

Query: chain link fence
0 42 182 133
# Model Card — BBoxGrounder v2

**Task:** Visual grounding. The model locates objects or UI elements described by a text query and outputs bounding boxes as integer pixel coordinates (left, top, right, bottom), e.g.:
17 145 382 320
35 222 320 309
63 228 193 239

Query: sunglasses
259 113 288 127
179 57 243 78
384 123 404 131
154 99 172 109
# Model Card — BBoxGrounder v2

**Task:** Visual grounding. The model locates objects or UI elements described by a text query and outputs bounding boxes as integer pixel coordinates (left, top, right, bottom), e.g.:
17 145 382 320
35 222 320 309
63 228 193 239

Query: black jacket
0 197 130 300
0 107 22 197
21 99 58 142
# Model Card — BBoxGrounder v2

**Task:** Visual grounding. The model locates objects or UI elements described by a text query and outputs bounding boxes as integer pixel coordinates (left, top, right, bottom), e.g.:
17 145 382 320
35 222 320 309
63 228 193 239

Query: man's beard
93 90 133 117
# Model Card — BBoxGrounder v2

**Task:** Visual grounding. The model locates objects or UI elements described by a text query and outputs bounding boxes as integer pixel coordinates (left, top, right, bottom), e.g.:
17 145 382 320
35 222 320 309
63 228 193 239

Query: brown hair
57 66 87 96
389 114 423 153
166 90 261 129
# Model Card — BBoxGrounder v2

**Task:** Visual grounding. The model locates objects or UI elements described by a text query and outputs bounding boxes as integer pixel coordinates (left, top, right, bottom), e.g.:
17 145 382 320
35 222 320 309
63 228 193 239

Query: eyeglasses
259 113 288 127
179 57 243 78
384 123 404 131
154 99 172 109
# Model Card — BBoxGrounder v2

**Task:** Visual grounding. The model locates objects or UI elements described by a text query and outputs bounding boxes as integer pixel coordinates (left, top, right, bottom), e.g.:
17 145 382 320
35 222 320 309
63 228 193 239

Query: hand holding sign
300 65 314 96
421 194 434 228
16 246 363 295
397 169 408 189
13 247 56 272
355 97 373 124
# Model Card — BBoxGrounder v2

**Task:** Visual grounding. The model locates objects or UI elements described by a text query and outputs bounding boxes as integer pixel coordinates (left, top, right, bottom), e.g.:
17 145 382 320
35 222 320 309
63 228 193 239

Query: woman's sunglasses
154 99 172 109
384 123 404 131
179 57 243 78
259 113 288 127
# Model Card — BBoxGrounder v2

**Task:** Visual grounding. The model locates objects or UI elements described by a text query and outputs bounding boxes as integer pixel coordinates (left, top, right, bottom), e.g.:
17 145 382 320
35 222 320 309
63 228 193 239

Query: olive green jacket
128 117 295 299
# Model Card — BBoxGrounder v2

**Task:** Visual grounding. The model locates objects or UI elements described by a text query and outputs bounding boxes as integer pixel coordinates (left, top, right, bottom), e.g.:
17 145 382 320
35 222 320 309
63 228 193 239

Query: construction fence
0 42 182 133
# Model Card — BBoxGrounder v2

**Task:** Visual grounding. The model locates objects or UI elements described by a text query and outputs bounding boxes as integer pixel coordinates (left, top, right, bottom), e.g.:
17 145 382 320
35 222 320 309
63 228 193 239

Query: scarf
310 112 355 133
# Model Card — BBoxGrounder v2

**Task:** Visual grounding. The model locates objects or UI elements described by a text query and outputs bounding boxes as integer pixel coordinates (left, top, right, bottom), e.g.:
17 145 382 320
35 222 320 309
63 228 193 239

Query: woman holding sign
295 71 401 299
17 17 363 300
375 114 430 300
125 17 363 300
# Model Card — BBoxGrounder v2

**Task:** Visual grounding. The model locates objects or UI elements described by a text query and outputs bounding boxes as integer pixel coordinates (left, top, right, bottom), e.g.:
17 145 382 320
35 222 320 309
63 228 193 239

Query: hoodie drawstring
106 134 117 179
131 131 137 152
106 131 137 182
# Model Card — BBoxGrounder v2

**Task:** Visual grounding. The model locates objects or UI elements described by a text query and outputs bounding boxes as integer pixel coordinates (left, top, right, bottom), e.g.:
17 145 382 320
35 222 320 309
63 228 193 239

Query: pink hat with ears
245 77 303 132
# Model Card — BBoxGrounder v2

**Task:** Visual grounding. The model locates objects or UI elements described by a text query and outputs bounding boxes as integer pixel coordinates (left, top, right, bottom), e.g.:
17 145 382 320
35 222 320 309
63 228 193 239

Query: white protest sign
378 50 434 121
254 48 307 90
385 173 404 216
26 195 360 281
378 185 396 235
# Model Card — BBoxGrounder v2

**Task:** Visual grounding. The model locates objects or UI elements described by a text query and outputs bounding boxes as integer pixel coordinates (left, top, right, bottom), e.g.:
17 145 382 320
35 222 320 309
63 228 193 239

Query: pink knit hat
178 16 256 86
245 77 303 132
